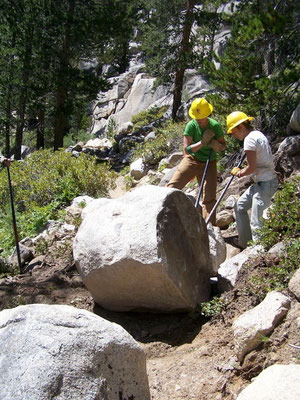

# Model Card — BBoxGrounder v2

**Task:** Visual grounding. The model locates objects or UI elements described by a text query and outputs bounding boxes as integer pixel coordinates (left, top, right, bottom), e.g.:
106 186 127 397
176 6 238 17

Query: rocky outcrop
0 304 150 400
73 185 212 312
274 134 300 178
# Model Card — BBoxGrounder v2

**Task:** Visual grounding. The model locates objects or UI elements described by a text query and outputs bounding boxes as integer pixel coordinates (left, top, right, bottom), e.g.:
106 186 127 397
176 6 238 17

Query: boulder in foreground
73 185 212 312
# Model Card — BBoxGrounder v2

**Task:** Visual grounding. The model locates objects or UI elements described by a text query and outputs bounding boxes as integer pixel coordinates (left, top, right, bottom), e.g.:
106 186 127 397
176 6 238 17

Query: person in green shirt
167 98 226 225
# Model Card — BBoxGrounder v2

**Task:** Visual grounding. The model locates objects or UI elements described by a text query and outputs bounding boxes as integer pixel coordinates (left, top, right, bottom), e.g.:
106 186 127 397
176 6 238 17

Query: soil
0 225 299 400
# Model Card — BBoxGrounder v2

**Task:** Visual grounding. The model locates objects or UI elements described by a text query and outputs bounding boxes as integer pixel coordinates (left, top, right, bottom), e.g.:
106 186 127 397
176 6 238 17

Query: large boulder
0 304 150 400
73 185 212 312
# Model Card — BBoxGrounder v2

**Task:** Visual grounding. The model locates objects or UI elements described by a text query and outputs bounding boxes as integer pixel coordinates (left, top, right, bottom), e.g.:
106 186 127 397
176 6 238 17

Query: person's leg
200 161 217 225
234 185 255 248
167 155 200 189
251 178 279 242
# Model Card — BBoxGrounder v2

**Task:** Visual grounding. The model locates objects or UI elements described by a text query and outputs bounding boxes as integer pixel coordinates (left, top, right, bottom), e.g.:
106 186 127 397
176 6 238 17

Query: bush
133 120 185 165
0 149 116 256
257 176 300 249
131 106 168 133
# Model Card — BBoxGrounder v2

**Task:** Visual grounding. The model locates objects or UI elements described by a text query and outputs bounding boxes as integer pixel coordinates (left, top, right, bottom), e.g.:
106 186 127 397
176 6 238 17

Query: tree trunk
53 0 74 150
172 0 196 121
36 105 45 149
14 31 33 160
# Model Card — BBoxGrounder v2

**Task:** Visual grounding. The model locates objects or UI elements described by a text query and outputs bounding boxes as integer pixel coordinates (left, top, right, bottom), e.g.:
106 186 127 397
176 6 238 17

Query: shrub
131 106 168 133
0 149 116 256
249 238 300 298
133 120 185 165
256 176 300 249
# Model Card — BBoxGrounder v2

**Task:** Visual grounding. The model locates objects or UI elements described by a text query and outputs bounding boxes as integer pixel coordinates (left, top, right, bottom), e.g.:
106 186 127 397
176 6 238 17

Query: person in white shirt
226 111 278 249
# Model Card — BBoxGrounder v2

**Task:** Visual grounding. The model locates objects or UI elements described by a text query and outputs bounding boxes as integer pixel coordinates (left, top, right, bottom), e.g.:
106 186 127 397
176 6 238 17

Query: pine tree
202 0 300 134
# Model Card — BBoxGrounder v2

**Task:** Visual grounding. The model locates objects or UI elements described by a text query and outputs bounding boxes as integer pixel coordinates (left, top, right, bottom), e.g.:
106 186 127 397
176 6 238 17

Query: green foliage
200 296 227 319
249 239 300 298
0 149 116 255
106 118 118 143
131 106 168 133
189 296 227 320
257 177 300 249
133 120 184 165
202 0 299 135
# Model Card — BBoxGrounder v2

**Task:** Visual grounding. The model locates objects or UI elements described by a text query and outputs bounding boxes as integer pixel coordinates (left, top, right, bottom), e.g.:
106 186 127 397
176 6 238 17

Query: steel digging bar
206 153 247 224
6 166 22 273
195 147 213 209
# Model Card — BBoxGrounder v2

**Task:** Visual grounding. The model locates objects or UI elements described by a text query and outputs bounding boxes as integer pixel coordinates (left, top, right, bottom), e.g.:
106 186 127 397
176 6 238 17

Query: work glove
210 139 224 152
231 167 241 176
202 129 215 145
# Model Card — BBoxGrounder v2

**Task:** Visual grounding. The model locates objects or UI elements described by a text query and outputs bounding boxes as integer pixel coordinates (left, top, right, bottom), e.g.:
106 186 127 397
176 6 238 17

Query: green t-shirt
184 118 224 162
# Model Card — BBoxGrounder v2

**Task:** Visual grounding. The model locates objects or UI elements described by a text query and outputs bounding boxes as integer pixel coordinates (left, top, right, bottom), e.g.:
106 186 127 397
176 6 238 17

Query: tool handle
7 166 23 273
195 148 213 209
206 153 246 224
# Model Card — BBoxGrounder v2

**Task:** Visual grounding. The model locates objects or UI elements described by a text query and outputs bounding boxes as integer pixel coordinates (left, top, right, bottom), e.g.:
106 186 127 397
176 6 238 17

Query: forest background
0 0 299 259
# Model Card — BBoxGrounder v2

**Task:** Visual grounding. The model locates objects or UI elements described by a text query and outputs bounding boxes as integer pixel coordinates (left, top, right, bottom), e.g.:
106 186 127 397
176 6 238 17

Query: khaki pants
167 155 217 225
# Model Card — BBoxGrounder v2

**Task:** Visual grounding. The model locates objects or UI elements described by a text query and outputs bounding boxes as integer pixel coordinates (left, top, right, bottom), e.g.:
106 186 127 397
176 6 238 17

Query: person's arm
184 135 206 154
184 130 215 155
231 150 256 177
239 150 256 177
210 136 226 152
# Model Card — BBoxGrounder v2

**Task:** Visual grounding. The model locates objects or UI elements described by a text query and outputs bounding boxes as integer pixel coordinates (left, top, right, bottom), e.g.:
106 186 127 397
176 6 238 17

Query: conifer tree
203 0 299 134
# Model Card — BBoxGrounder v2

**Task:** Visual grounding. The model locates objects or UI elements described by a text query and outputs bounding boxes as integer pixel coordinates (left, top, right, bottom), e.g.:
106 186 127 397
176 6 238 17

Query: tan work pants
167 155 217 225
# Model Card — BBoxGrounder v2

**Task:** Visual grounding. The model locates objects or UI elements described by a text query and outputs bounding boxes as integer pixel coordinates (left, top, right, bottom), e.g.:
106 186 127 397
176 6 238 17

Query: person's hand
210 139 224 152
202 130 215 145
1 158 11 167
231 167 241 176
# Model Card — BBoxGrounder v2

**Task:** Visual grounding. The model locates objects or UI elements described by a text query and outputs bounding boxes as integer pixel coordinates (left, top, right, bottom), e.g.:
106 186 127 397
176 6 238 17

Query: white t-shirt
244 130 276 182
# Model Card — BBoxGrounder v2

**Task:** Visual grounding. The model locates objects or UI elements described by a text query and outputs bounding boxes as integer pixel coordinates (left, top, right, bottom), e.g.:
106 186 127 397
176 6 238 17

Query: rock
233 291 291 362
276 135 300 156
73 185 212 312
224 195 238 209
84 137 112 149
268 241 285 255
236 364 300 400
289 102 300 132
207 224 226 276
289 268 300 300
217 245 263 292
144 131 156 141
7 243 34 268
109 73 170 127
216 209 234 229
166 152 183 167
158 166 178 186
23 255 45 273
130 157 147 180
274 135 300 178
0 304 150 400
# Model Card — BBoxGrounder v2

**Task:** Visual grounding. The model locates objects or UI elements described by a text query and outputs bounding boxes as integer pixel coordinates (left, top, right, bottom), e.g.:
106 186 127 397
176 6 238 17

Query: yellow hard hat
189 98 213 119
227 111 253 133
